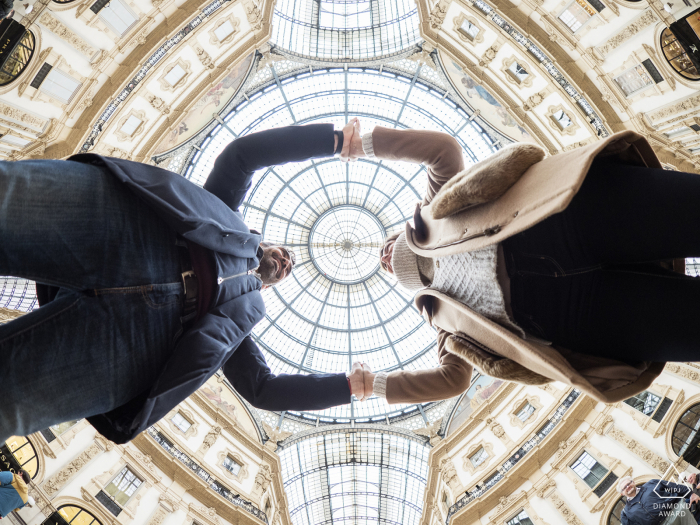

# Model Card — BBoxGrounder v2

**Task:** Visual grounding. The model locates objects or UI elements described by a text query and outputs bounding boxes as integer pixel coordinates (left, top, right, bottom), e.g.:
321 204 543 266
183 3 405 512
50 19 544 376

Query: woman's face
380 240 395 274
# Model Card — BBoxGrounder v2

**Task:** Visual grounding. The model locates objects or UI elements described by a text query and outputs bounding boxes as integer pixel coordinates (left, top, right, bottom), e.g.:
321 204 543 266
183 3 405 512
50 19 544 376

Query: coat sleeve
369 127 465 206
385 329 473 404
223 337 351 411
203 124 335 211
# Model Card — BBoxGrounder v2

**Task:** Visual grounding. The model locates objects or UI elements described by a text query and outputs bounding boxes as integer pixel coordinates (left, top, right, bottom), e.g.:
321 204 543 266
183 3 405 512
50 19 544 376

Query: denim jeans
502 158 700 363
0 160 184 441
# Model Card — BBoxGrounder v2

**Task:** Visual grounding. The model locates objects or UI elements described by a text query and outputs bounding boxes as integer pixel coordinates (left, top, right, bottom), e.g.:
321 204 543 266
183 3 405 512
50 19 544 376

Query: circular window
58 506 102 525
0 24 35 87
185 64 496 422
672 403 700 464
309 205 385 284
660 28 700 81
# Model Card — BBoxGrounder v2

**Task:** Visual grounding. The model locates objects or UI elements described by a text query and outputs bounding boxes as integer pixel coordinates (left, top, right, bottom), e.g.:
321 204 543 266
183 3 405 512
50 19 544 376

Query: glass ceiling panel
272 0 420 61
280 430 430 525
185 63 496 421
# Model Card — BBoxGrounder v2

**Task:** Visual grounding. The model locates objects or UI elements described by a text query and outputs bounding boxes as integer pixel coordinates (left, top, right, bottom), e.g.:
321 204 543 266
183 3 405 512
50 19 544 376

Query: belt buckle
181 270 197 300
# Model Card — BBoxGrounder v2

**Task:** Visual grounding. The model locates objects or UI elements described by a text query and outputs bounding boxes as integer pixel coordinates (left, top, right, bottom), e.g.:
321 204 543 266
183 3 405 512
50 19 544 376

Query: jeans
0 160 184 442
502 158 700 364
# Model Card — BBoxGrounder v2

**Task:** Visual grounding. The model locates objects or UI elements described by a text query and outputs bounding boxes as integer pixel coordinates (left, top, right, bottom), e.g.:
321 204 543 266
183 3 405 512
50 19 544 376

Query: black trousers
502 157 700 363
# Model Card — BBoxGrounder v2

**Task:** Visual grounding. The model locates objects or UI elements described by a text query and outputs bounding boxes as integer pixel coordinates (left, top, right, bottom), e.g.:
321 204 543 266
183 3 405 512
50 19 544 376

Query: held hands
340 118 366 163
348 361 376 401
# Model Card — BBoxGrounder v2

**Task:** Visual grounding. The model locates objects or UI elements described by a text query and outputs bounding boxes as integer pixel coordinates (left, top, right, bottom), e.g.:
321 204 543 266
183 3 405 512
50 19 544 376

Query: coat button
513 211 519 217
222 233 229 237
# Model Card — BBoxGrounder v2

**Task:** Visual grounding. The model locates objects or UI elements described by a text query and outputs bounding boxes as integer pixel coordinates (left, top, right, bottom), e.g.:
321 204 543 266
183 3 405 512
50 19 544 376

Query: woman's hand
340 118 365 162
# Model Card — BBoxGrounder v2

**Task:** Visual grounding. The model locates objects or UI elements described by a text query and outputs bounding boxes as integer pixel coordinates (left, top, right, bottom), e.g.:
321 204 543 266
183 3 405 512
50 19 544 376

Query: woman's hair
19 469 31 484
379 232 401 271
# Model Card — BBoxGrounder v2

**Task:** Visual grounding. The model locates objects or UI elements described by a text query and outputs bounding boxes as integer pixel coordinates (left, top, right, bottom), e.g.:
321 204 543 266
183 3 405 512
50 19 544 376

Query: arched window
660 28 700 81
0 22 35 87
673 403 700 465
2 436 39 479
57 505 102 525
608 496 626 525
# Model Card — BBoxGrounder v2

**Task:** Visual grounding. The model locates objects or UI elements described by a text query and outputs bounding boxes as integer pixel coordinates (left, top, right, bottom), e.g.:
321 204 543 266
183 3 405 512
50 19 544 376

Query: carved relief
39 12 96 57
252 464 272 499
440 457 460 492
144 92 171 115
523 92 548 112
596 10 657 56
430 0 450 29
413 420 442 446
548 490 585 525
193 45 215 70
43 442 102 497
608 426 670 473
646 94 700 124
262 422 292 451
244 0 263 31
197 426 222 456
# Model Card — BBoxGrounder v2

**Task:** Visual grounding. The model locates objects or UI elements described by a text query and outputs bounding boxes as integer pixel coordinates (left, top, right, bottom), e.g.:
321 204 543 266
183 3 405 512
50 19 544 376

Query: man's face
621 481 636 498
258 245 294 286
380 240 396 274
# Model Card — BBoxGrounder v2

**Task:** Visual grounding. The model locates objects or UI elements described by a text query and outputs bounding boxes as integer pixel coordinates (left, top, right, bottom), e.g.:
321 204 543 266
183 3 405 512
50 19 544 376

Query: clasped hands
347 361 376 401
339 117 366 163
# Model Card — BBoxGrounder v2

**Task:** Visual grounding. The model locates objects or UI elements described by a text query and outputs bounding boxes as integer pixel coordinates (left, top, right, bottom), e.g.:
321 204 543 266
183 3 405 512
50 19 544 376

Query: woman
340 118 700 405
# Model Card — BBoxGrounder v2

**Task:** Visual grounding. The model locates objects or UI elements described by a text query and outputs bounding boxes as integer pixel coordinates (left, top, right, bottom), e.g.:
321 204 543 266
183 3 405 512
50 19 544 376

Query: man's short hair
19 469 31 484
617 475 634 494
379 232 401 271
260 241 296 268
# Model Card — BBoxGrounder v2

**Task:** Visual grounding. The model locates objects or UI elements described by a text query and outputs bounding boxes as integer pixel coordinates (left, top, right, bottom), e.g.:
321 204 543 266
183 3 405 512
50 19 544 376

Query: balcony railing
446 390 581 523
146 427 268 524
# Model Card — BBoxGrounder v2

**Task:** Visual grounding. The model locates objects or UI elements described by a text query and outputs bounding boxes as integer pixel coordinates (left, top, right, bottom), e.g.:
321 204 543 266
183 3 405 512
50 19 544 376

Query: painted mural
153 53 254 155
446 375 505 435
444 58 536 144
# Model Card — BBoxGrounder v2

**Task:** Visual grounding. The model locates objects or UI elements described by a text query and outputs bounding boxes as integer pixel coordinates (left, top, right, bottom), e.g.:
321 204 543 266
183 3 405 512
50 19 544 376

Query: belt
175 236 198 327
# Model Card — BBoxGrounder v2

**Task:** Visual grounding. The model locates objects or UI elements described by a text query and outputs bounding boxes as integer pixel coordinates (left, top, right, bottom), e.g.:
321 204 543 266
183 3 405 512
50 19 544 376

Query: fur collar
445 334 553 385
431 143 545 220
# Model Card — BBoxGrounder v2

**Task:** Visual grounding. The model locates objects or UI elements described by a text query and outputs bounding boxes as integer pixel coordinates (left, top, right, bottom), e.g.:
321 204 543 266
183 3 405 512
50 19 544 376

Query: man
0 121 371 444
618 475 700 525
0 470 33 519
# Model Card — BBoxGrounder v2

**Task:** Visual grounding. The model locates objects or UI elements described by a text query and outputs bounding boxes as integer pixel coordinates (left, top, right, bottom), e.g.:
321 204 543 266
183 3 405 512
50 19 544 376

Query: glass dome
184 60 497 422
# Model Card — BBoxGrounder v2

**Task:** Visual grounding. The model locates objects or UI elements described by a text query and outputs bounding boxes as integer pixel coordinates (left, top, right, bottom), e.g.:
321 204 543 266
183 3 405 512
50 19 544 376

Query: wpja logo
652 464 697 518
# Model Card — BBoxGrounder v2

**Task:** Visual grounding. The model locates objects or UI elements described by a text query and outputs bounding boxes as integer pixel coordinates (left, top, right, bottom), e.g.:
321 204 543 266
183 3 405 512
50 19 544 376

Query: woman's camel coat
372 126 666 405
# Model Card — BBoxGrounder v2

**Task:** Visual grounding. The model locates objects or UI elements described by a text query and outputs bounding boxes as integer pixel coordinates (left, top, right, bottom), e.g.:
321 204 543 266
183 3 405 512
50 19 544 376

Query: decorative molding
39 11 96 57
42 442 103 498
143 92 171 115
208 14 241 46
244 0 263 31
646 94 700 125
216 450 250 482
196 425 222 457
157 58 192 92
523 91 549 112
429 0 450 29
114 109 148 142
193 44 216 70
453 13 485 44
607 425 670 473
501 55 535 87
262 422 292 451
165 407 199 438
546 104 580 136
547 489 585 525
596 9 657 56
509 395 543 429
462 441 495 475
252 464 272 501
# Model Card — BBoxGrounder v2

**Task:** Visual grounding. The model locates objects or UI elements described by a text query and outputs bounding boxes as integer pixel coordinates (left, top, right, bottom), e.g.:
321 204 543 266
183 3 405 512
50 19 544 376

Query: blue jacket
0 472 28 518
60 124 350 443
621 480 697 525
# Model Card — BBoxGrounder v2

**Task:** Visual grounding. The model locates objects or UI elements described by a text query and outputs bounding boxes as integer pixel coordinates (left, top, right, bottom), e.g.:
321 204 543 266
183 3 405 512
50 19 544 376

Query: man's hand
690 493 700 505
340 118 365 162
348 362 366 401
